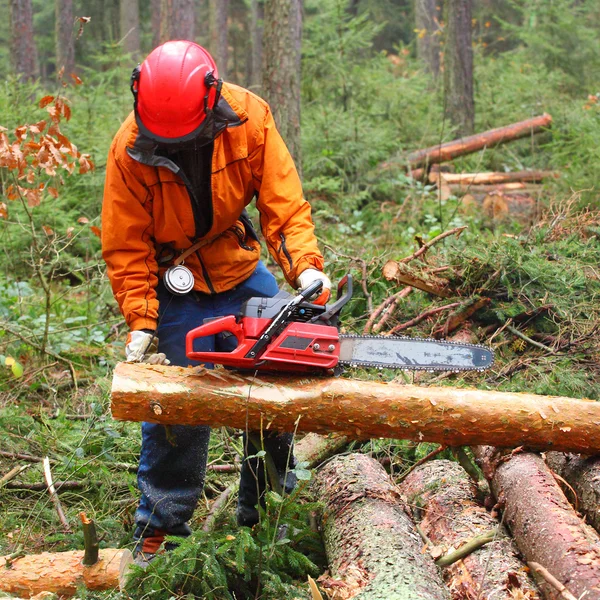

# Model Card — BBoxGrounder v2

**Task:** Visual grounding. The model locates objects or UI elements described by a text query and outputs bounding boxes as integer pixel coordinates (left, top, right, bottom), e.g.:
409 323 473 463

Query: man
101 40 331 563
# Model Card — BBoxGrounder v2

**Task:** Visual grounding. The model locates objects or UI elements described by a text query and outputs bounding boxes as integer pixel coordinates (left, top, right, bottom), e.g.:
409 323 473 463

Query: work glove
125 329 170 365
296 268 331 305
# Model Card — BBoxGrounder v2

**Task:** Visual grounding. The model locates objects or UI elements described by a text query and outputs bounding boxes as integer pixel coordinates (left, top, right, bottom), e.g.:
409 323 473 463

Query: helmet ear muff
203 70 223 113
130 65 141 108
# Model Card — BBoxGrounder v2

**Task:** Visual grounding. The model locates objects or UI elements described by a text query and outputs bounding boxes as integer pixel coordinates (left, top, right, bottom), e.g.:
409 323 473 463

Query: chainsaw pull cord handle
244 280 324 359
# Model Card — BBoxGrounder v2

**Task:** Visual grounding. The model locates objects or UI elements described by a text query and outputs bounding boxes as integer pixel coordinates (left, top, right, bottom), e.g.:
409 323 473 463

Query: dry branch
43 456 71 533
473 447 600 600
405 114 553 169
0 549 132 598
399 460 540 599
314 453 450 599
112 363 600 454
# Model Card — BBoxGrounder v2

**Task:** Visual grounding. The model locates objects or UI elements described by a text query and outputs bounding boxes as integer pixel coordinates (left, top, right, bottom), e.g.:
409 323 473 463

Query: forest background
0 0 599 598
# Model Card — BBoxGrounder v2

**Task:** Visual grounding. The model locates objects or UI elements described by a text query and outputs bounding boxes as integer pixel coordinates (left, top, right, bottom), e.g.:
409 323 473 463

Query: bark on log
473 447 600 600
314 453 450 599
546 452 600 534
111 362 600 454
430 170 558 185
399 459 540 600
0 548 132 598
405 114 552 169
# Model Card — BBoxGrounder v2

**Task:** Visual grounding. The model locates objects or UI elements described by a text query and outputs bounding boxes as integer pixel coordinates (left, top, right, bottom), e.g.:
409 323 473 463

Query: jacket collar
126 83 247 171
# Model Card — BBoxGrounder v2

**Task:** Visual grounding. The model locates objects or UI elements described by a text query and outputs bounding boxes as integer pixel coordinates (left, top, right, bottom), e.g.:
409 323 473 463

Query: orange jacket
102 83 324 331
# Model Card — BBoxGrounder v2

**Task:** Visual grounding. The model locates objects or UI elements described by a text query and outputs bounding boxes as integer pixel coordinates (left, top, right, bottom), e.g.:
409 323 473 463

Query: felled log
473 447 600 599
546 452 600 534
0 548 132 598
314 453 450 599
399 460 540 600
112 362 600 454
429 170 557 185
460 192 537 224
447 182 542 194
406 114 553 169
382 260 452 297
295 432 348 467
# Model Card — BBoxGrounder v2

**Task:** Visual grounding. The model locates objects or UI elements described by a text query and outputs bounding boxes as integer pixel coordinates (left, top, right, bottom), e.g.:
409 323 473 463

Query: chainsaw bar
339 335 494 372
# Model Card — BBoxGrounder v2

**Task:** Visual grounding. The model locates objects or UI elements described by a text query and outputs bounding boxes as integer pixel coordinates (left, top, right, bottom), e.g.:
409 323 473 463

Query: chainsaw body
186 277 351 372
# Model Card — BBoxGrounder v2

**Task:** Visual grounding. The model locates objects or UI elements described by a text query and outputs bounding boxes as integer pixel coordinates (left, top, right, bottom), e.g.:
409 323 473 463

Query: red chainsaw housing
186 316 340 372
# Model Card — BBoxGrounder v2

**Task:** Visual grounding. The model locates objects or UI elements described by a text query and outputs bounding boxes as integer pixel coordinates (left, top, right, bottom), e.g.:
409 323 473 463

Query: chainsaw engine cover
241 291 327 322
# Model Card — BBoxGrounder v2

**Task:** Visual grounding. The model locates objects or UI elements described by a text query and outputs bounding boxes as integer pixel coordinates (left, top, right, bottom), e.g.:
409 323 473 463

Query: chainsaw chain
338 334 494 372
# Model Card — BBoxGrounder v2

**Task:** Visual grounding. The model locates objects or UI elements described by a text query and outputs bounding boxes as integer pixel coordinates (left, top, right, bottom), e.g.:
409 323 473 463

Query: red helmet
131 41 222 144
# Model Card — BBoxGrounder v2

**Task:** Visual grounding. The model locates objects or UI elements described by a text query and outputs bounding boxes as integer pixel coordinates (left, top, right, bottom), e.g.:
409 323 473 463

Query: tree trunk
546 452 600 535
209 0 229 79
262 0 303 170
120 0 141 59
415 0 441 76
111 363 600 454
151 0 161 48
473 447 600 600
294 432 348 467
55 0 75 77
0 549 132 598
249 0 264 90
171 0 195 41
404 114 553 169
314 453 450 599
9 0 38 82
444 0 474 135
399 459 541 599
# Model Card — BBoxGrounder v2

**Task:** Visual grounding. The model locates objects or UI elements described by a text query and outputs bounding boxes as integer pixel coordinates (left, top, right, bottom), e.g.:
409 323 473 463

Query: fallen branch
43 456 71 533
404 114 553 169
388 302 461 335
433 296 491 338
435 528 497 567
396 445 446 483
0 465 30 488
364 286 411 334
528 562 578 600
202 483 236 532
401 226 468 264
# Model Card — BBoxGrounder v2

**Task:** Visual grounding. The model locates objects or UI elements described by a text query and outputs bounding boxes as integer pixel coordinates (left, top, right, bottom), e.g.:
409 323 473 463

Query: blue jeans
134 262 297 544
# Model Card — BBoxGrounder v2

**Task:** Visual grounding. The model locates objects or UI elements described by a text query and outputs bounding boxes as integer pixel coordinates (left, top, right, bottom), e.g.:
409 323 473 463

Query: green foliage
126 490 323 600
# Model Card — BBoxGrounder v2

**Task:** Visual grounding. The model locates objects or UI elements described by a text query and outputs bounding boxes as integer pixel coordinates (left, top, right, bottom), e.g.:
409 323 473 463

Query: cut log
429 170 558 185
399 459 540 600
447 182 542 194
459 192 537 224
314 453 450 599
112 362 600 454
473 447 600 600
0 548 132 598
405 114 553 169
295 432 348 467
546 452 600 534
382 261 452 297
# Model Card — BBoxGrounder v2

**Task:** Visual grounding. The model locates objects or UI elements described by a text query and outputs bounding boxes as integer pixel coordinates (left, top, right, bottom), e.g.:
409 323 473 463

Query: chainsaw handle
186 315 245 360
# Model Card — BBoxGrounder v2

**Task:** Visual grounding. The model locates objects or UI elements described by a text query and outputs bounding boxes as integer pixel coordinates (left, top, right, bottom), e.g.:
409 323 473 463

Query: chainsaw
185 275 494 373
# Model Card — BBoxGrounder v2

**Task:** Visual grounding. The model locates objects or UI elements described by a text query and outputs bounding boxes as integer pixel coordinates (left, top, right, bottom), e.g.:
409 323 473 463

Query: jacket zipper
278 233 293 271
